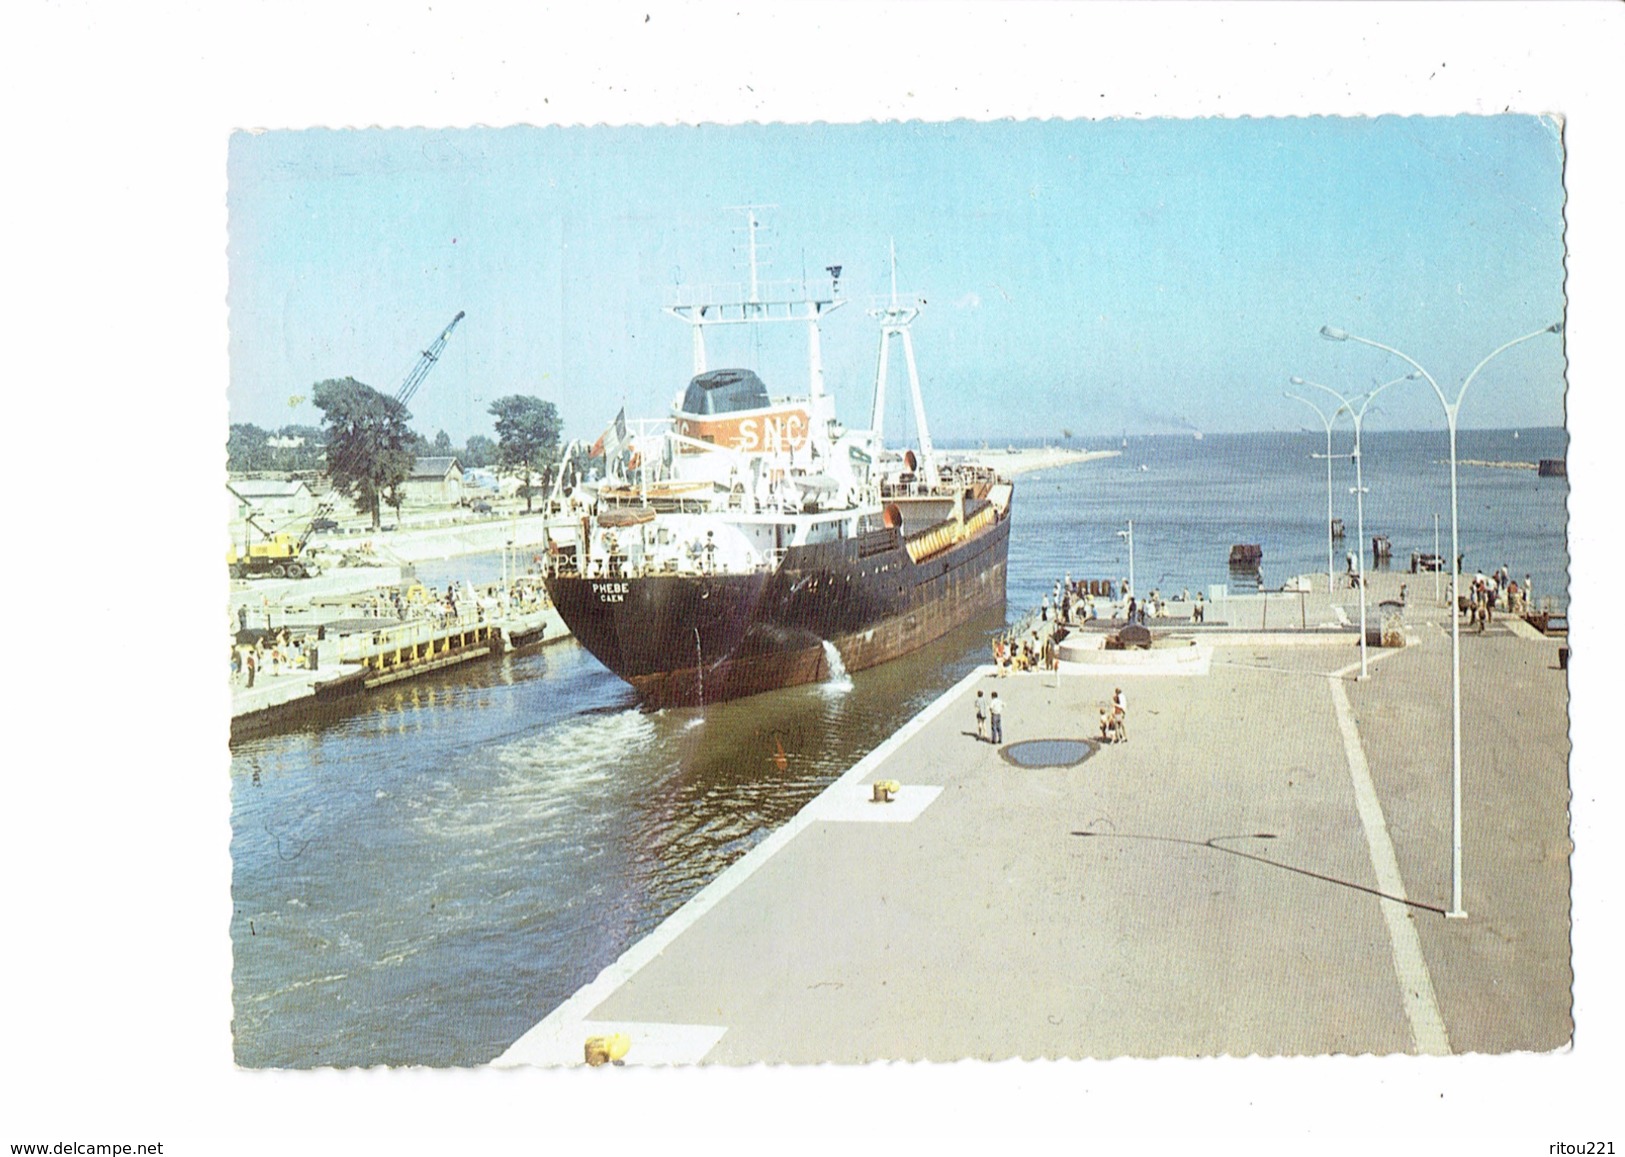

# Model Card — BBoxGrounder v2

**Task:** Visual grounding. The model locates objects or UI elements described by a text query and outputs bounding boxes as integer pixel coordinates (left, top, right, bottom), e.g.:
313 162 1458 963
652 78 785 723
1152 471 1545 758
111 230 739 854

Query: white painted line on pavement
494 664 992 1066
1326 661 1452 1056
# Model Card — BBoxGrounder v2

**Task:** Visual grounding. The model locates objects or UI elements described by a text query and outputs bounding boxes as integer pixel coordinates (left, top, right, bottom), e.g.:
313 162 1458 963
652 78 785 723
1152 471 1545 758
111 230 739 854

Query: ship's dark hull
545 512 1011 707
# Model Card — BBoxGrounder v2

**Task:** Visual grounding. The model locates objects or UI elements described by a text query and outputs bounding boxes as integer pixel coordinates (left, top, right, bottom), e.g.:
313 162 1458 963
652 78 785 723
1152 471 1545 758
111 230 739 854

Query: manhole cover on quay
1000 738 1097 768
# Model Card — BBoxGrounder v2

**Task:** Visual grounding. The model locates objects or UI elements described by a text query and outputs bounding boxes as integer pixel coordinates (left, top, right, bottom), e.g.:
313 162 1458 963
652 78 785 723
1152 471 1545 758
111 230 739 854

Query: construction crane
230 312 466 580
321 309 466 496
396 310 465 408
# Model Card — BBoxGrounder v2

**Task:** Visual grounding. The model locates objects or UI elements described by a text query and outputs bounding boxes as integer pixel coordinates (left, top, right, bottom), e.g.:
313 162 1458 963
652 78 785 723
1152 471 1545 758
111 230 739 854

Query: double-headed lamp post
1283 391 1343 595
1116 520 1135 605
1289 372 1419 680
1320 322 1562 920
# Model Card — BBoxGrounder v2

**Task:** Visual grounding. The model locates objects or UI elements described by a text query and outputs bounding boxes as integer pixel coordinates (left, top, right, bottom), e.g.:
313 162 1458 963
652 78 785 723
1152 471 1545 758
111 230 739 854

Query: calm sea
230 428 1567 1066
1000 426 1569 611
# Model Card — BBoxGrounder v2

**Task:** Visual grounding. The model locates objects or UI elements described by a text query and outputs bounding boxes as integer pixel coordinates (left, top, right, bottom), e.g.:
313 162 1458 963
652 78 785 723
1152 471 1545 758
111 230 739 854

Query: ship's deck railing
867 292 924 314
329 607 491 665
668 279 834 309
856 527 900 559
554 550 777 581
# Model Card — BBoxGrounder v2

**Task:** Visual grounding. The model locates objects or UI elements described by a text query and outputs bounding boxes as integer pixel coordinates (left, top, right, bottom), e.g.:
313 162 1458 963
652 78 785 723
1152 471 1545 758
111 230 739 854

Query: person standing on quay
1112 687 1127 742
245 648 256 689
975 690 988 742
989 692 1004 745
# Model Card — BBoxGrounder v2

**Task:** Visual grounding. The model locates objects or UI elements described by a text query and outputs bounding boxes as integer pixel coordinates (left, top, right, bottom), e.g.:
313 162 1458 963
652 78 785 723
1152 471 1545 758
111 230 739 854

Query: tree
227 423 273 472
433 429 453 454
313 376 416 529
489 395 562 512
463 434 496 469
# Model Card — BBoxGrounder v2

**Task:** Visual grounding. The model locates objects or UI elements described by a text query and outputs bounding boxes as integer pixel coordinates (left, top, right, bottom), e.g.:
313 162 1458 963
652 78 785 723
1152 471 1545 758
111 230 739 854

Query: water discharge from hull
820 639 854 694
693 627 705 711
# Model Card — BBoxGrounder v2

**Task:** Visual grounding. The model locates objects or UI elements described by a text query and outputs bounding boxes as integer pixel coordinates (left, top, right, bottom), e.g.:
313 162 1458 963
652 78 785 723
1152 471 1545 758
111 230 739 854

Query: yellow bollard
871 779 901 803
584 1033 631 1066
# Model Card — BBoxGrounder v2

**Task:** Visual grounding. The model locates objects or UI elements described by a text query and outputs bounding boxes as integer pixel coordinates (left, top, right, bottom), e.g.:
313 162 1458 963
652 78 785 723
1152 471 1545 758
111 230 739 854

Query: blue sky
228 116 1567 446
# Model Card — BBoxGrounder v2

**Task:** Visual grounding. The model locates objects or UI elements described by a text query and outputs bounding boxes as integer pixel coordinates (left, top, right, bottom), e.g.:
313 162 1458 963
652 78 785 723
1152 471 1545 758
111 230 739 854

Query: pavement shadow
1069 830 1446 915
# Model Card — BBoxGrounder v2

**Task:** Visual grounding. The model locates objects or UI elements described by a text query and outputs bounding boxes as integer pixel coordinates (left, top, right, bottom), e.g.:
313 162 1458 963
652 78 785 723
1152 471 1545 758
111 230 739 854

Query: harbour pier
498 568 1570 1064
230 598 568 738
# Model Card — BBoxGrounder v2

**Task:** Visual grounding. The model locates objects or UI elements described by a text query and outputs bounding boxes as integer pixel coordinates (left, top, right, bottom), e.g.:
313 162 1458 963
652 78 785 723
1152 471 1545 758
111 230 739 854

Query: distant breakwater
1438 458 1538 471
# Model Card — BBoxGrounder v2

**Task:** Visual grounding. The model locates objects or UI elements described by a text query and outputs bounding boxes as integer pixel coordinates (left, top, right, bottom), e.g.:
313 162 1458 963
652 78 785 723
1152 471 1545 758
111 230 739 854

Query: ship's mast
665 209 846 403
868 239 940 489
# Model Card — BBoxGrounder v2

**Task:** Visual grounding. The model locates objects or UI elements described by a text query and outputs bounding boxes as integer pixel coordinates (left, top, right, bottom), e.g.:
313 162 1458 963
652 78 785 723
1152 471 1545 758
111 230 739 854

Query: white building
229 479 317 524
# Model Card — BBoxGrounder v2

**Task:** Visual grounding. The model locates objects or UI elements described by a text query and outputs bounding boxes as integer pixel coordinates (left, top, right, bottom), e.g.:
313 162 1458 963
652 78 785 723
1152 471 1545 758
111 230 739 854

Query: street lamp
1115 520 1134 607
1434 512 1442 605
1283 391 1344 595
1289 373 1419 680
1320 321 1562 919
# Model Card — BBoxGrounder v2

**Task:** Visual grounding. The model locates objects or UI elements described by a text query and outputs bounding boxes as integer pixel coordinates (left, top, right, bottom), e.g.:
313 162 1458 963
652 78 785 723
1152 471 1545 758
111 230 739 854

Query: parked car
471 501 492 514
310 517 340 533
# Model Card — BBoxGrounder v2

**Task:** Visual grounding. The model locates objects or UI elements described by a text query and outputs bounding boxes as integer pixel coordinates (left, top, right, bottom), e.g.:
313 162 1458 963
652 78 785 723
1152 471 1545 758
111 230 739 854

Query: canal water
230 427 1568 1066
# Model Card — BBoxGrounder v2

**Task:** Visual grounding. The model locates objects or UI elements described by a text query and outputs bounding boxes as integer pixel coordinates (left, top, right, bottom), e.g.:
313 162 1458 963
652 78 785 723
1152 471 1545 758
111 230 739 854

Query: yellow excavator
228 311 465 580
227 504 330 579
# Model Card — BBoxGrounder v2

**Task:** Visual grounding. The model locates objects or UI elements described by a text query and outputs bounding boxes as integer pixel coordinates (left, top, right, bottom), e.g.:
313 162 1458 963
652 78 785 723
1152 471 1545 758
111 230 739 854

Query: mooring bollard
584 1032 631 1066
871 780 900 803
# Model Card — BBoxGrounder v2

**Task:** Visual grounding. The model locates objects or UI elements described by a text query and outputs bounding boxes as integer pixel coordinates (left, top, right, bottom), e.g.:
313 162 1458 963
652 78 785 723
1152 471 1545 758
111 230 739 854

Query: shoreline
277 449 1122 572
949 447 1121 477
1438 458 1538 471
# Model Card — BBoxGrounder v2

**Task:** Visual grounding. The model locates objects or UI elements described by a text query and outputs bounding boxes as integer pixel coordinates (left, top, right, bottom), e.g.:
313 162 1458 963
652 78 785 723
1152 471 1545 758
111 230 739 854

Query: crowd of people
230 576 554 691
990 629 1059 674
1462 564 1537 632
971 677 1130 750
229 627 315 688
977 571 1160 748
972 557 1551 752
1120 587 1203 625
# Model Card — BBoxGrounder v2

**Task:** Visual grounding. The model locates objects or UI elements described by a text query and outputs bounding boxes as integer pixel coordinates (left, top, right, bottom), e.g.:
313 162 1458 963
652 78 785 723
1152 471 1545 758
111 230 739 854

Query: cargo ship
542 216 1012 707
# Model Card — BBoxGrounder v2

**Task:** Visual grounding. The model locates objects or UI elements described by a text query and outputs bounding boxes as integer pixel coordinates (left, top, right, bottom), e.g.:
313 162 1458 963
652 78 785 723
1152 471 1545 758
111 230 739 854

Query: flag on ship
591 407 628 460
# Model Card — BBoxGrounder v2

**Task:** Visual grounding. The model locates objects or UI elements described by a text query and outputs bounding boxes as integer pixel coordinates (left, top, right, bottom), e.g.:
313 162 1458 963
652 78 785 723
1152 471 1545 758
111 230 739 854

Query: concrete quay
230 603 569 736
498 570 1570 1064
228 565 411 623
